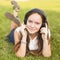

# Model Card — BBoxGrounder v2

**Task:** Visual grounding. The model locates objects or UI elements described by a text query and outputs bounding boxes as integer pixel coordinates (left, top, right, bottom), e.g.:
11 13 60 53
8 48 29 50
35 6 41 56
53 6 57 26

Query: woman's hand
40 23 48 40
20 25 27 37
20 25 28 43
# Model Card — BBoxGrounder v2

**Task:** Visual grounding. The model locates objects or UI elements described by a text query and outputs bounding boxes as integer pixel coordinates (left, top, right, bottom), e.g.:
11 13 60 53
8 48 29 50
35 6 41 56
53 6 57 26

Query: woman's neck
29 33 38 40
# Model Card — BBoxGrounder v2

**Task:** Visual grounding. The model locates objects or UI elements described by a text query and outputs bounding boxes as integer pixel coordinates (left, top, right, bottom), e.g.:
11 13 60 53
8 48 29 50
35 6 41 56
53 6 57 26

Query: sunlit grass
0 0 60 12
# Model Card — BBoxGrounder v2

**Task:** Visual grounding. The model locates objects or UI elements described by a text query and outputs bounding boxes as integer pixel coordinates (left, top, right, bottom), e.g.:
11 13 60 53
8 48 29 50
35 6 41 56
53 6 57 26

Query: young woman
7 8 51 57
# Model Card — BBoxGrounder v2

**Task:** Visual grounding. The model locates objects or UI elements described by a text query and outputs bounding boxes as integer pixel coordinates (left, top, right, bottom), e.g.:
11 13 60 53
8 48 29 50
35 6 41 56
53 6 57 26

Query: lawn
0 0 60 60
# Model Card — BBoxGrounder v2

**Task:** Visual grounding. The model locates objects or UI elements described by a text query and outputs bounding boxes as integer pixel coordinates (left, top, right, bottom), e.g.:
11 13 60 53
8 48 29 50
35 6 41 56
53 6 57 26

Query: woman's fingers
20 25 27 36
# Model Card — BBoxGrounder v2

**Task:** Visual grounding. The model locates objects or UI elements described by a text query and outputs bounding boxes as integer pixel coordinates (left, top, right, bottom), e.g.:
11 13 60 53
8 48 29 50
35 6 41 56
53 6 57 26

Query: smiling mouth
29 28 35 32
26 26 36 31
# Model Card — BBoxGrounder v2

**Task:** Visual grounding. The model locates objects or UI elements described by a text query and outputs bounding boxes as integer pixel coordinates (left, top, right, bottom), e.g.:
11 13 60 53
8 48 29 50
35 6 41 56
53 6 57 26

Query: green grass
0 0 60 60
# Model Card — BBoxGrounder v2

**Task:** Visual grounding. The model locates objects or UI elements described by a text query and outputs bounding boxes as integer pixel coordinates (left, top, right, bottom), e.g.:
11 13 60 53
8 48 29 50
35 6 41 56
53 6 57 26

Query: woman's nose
31 23 35 27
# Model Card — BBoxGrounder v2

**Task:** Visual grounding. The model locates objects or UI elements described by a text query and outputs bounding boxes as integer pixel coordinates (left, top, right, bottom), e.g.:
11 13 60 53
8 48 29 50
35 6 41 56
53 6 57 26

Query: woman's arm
40 24 51 57
42 38 51 57
14 29 27 57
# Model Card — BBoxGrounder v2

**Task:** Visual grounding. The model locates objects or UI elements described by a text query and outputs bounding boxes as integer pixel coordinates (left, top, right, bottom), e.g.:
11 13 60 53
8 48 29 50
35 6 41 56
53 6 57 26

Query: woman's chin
28 30 36 34
27 29 38 34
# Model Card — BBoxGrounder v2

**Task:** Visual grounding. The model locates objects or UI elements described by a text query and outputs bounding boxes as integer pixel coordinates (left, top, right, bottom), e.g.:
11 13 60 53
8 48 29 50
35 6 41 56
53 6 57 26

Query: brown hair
13 8 50 56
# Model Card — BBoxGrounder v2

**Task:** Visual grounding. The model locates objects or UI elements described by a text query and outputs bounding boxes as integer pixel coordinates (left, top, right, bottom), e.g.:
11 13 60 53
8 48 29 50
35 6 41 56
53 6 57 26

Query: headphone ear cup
41 23 45 28
24 19 26 24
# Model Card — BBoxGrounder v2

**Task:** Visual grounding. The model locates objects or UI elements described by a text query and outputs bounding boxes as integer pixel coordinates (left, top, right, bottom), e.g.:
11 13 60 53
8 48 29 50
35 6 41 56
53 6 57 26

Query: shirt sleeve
15 25 26 33
15 27 21 33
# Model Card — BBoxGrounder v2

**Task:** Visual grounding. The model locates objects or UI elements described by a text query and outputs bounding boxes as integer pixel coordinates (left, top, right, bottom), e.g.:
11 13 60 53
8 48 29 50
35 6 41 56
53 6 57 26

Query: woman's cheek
36 25 41 30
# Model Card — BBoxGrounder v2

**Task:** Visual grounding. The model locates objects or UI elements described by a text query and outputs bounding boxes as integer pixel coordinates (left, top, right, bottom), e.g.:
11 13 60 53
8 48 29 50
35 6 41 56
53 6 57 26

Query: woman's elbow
15 52 25 58
42 52 51 57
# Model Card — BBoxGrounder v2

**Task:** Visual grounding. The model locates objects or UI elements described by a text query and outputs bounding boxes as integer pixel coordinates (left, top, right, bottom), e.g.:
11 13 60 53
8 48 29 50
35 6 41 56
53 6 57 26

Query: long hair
24 8 48 55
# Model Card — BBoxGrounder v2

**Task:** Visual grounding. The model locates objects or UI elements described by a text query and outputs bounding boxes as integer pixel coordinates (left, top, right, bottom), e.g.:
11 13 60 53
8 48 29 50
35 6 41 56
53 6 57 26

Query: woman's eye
28 20 32 23
35 22 40 25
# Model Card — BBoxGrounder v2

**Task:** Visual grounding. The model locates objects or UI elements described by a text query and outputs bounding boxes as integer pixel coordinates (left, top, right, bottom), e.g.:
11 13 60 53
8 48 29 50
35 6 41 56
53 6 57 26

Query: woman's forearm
42 39 51 57
15 37 27 57
14 27 27 57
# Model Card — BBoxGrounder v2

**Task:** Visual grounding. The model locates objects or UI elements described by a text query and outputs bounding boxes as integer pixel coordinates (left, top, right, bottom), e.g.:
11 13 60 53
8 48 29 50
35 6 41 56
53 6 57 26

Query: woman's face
26 13 42 34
